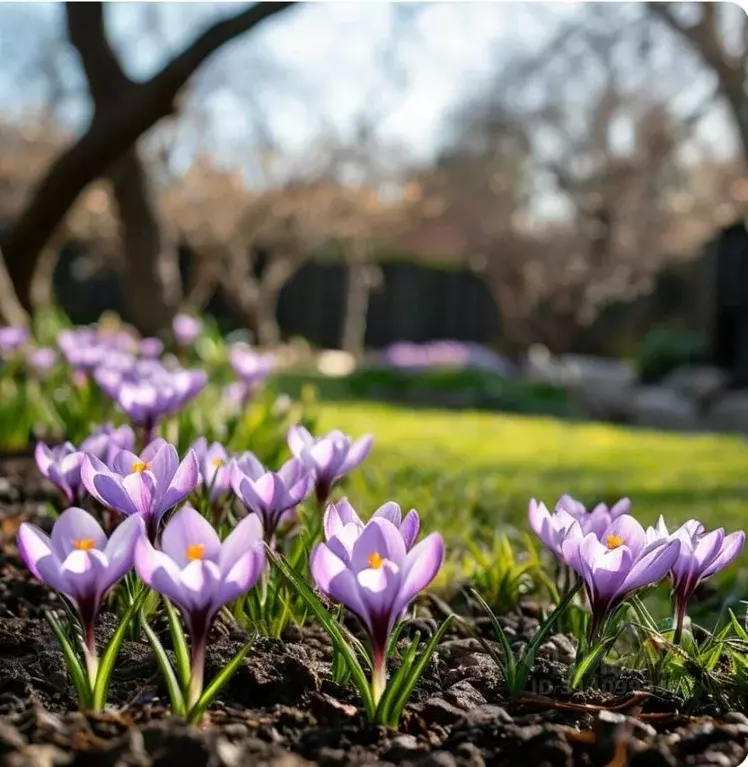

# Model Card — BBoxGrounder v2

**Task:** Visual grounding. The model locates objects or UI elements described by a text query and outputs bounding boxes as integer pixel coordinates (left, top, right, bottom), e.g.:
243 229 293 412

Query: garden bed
3 456 748 767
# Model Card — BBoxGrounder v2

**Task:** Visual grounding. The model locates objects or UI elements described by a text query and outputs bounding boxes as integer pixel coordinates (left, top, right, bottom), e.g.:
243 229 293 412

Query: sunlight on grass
320 402 748 546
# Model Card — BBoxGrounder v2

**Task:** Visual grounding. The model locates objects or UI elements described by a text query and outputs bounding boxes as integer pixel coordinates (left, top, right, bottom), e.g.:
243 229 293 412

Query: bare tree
0 1 293 313
648 2 748 163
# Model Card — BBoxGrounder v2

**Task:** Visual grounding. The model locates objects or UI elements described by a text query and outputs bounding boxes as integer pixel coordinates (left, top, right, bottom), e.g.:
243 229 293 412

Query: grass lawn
316 402 748 595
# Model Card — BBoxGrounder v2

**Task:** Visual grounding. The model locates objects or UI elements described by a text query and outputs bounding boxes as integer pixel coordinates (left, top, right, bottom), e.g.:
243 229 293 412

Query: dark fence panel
277 259 500 349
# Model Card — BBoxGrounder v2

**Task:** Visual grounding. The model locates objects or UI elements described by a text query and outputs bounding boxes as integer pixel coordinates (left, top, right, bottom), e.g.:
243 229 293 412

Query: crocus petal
135 536 186 606
399 510 420 549
234 452 265 480
161 505 222 567
310 543 370 628
59 549 109 603
17 523 53 580
49 507 107 561
357 561 401 639
372 502 402 527
158 449 199 511
604 515 647 559
112 450 144 477
339 434 373 474
219 513 264 573
350 518 407 572
34 442 55 478
701 531 745 579
619 539 681 595
287 425 314 458
81 455 139 516
149 441 180 490
180 559 221 613
392 532 444 618
102 515 144 588
220 548 266 606
327 522 362 564
609 498 632 518
122 473 154 518
36 554 73 596
141 438 169 464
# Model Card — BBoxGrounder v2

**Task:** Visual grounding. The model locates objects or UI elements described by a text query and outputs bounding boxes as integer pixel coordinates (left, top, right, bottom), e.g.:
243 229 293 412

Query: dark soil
2 457 748 767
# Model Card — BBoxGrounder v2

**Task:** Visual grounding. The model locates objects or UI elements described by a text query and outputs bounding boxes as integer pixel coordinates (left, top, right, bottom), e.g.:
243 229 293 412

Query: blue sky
0 2 586 161
0 1 739 219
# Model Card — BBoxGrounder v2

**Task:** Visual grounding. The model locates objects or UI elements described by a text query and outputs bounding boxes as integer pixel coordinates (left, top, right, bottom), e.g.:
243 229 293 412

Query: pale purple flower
134 504 265 706
561 515 681 641
80 439 199 538
555 494 631 538
35 442 86 505
173 314 203 346
58 328 107 372
229 344 275 388
26 347 57 376
230 454 313 542
79 423 137 467
191 437 231 501
324 498 420 551
311 505 444 702
646 517 745 641
288 426 373 504
0 325 29 356
140 338 164 359
95 360 206 442
18 508 143 672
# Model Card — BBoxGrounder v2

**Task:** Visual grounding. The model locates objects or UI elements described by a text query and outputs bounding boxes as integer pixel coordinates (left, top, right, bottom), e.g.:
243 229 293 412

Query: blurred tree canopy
0 2 746 354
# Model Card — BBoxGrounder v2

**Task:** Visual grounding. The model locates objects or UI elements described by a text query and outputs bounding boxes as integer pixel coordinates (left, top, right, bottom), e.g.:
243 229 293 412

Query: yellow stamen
132 461 151 474
368 552 384 569
606 534 625 550
73 538 96 551
186 544 205 561
211 458 225 468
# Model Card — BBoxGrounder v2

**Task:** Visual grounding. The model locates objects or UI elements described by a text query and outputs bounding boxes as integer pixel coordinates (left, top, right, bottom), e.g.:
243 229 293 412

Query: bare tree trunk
341 251 380 359
110 148 181 334
0 2 293 311
30 236 63 310
256 287 282 347
0 246 29 326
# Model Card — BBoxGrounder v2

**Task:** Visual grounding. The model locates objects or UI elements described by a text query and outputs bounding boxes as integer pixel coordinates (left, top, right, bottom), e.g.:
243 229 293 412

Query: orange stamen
211 458 225 468
73 538 95 551
368 552 384 569
186 544 205 561
132 461 151 474
606 534 625 550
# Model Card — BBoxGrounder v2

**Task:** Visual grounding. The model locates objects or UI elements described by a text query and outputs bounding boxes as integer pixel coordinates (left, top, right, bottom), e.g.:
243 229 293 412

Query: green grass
316 402 748 597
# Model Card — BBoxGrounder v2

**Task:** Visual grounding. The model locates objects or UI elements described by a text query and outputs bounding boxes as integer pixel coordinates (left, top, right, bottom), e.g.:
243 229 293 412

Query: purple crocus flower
0 325 29 357
561 515 681 641
646 517 745 641
80 439 199 539
134 504 265 706
529 495 632 561
287 426 373 505
79 423 137 467
17 508 143 676
35 442 86 505
191 437 231 502
173 314 203 346
311 506 444 703
26 347 57 376
139 338 164 359
229 344 275 388
324 498 420 550
230 454 313 543
95 360 207 444
555 494 631 537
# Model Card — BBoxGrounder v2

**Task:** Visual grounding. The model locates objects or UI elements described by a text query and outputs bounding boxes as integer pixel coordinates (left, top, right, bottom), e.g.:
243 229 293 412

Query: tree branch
1 1 295 311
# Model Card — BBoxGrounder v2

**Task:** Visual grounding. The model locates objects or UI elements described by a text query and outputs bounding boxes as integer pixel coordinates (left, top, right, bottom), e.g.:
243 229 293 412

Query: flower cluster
530 495 745 642
20 408 424 721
